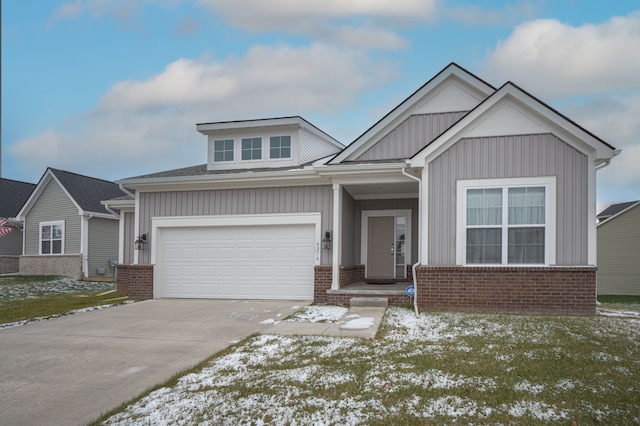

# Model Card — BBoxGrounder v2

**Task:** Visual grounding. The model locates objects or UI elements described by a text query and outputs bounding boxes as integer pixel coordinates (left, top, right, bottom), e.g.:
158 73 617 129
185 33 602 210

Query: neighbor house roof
597 201 640 225
0 178 36 218
17 168 126 219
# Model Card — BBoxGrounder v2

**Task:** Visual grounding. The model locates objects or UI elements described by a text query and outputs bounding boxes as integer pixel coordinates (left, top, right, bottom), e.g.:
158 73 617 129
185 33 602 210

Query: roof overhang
410 83 618 168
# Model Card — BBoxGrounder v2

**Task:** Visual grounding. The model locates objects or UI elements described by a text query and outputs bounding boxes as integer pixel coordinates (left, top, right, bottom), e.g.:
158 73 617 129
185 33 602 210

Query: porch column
420 167 429 265
331 183 342 290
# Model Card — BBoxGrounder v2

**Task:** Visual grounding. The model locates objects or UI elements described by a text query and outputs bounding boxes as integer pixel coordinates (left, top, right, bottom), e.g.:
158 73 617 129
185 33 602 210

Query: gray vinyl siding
24 179 81 255
597 205 640 295
353 198 419 265
341 188 355 265
355 112 468 161
428 133 588 265
137 185 333 264
299 130 341 164
87 217 119 277
0 230 23 255
123 212 135 264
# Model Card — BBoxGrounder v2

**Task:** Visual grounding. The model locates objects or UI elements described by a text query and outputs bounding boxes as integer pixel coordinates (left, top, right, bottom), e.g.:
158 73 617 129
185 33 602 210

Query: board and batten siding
428 133 588 265
354 112 468 161
597 205 640 295
88 217 119 277
123 211 135 264
137 185 333 264
24 179 81 255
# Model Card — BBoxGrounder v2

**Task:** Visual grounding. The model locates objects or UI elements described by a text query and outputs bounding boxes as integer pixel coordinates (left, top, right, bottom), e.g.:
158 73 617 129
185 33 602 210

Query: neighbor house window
40 221 64 255
269 135 291 159
241 137 262 161
465 185 547 265
213 139 234 162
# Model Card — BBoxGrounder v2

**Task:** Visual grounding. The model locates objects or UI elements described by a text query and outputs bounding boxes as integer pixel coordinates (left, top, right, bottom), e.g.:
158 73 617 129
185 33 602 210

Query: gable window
269 135 291 159
241 137 262 161
40 221 64 255
214 139 234 162
459 178 555 266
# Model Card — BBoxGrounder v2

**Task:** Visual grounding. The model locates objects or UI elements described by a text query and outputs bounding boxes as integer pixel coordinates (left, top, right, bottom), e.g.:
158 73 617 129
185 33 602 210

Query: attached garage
152 214 321 300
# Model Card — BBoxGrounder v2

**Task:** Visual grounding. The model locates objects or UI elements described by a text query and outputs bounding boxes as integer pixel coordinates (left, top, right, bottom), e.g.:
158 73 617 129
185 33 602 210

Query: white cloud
483 12 640 98
444 1 537 26
9 44 396 181
562 94 640 201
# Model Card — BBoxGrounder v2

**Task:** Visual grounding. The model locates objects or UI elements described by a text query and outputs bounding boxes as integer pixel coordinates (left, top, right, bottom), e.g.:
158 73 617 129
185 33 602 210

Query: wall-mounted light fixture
135 233 147 250
322 230 332 249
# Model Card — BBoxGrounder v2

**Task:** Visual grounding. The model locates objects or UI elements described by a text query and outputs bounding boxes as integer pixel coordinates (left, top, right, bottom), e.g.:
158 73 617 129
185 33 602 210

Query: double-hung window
269 135 291 159
213 139 234 162
40 221 64 255
461 178 553 265
241 137 262 161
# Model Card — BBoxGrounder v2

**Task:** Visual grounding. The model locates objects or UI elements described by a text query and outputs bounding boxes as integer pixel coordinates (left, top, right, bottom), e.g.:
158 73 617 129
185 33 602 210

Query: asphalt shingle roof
48 168 126 215
597 201 639 220
0 178 36 218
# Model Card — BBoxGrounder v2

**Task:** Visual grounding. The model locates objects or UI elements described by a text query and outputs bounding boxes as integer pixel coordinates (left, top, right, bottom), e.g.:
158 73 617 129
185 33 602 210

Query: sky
2 0 639 203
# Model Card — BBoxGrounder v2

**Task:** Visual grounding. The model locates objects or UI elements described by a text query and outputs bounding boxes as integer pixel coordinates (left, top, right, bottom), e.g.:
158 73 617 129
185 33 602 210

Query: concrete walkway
269 306 387 339
0 299 309 426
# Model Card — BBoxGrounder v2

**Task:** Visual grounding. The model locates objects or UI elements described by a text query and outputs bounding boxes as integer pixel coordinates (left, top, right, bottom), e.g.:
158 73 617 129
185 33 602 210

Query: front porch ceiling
343 181 419 200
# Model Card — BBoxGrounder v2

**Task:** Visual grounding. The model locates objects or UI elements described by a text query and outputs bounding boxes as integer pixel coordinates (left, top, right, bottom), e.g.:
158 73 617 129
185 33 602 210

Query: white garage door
160 224 315 299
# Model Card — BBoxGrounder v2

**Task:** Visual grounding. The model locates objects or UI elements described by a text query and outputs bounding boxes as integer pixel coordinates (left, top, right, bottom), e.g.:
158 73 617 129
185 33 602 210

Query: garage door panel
160 223 315 299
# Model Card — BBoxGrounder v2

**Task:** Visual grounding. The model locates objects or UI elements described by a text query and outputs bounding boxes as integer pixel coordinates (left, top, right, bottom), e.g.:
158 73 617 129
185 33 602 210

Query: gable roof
597 201 640 225
329 63 496 164
17 168 125 219
0 178 36 218
410 81 618 167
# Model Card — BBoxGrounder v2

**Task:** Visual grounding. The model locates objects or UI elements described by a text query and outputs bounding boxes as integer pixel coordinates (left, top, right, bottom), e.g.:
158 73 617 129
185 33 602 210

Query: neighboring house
110 63 619 315
597 201 640 295
16 168 126 279
0 178 36 273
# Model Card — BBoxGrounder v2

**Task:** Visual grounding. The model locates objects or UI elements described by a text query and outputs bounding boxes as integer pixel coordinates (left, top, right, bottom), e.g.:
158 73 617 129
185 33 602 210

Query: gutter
401 165 421 317
595 149 621 171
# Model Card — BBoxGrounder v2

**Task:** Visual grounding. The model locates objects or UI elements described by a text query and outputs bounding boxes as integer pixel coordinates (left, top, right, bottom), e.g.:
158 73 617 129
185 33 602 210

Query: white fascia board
101 198 135 208
330 66 494 164
597 201 640 227
410 84 617 168
117 169 329 192
197 116 302 133
315 162 407 175
16 170 84 220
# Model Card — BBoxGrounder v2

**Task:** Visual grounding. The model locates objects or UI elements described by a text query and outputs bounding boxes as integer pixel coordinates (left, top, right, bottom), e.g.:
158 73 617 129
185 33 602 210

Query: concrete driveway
0 299 309 426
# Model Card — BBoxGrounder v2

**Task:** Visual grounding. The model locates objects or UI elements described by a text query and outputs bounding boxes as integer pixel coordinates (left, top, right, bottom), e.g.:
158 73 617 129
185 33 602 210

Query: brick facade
0 256 20 274
415 266 597 315
116 264 154 299
315 264 596 315
19 255 83 279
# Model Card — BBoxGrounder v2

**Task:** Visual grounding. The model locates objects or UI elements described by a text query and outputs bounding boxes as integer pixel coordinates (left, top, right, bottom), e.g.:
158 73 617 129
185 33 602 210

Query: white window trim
212 138 236 163
268 135 292 160
240 137 263 163
39 220 65 255
361 209 412 278
456 177 556 266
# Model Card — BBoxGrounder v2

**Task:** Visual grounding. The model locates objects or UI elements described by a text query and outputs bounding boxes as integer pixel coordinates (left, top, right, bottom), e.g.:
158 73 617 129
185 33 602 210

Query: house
15 168 126 279
0 178 36 273
597 201 640 295
110 63 619 315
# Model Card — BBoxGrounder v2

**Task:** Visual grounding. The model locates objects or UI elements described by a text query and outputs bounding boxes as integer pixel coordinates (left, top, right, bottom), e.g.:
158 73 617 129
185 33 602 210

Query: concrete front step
350 297 388 308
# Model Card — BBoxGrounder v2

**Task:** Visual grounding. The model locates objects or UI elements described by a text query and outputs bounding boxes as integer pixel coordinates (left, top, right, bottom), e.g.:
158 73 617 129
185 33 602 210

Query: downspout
119 184 135 198
595 149 620 171
104 204 121 219
402 166 421 316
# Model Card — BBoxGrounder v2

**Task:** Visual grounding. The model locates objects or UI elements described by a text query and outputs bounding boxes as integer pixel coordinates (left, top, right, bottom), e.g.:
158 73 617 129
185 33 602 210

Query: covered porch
315 165 423 306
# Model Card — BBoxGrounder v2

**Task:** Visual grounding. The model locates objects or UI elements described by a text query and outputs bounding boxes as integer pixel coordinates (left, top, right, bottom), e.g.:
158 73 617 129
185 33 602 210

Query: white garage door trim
151 213 322 299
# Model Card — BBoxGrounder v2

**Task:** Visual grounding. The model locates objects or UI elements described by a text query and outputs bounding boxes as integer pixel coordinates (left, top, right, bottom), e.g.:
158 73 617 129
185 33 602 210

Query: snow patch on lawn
340 315 375 330
285 305 348 323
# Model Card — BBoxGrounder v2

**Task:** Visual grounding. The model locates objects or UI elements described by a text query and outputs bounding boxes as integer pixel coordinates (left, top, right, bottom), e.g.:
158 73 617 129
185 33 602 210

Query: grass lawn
96 301 640 425
0 275 131 327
